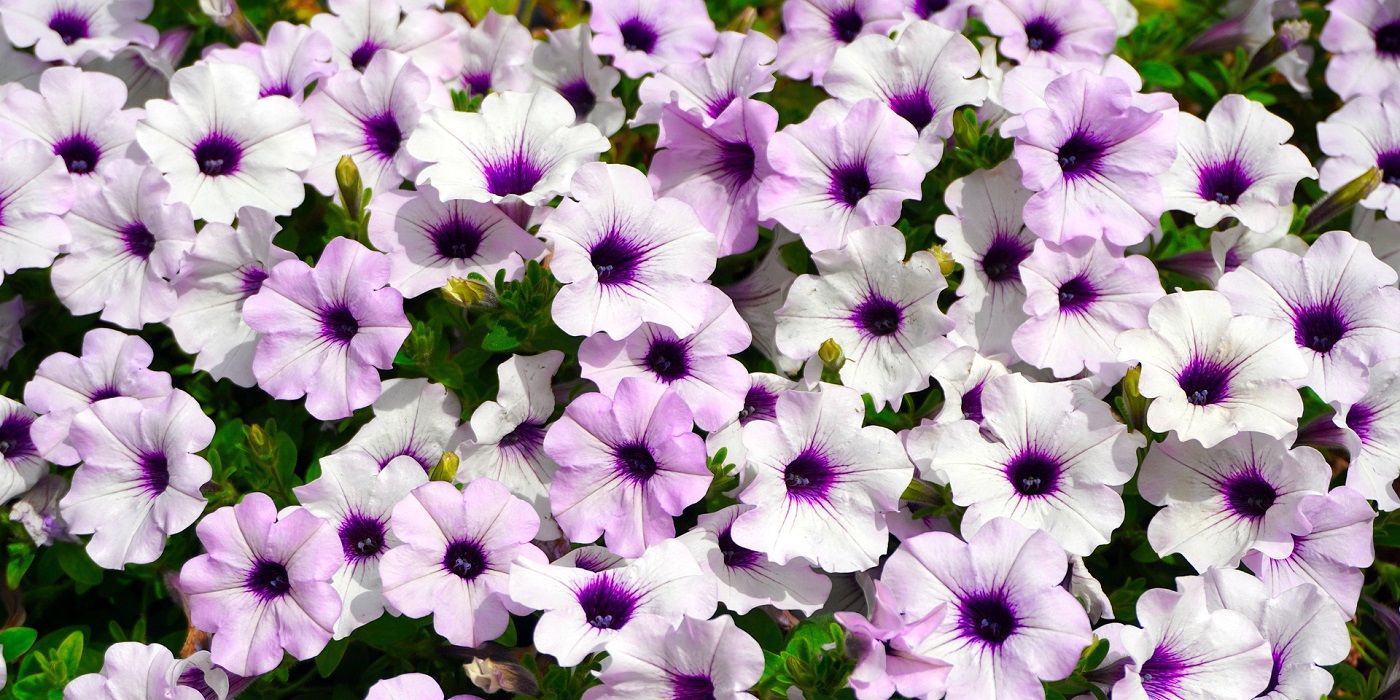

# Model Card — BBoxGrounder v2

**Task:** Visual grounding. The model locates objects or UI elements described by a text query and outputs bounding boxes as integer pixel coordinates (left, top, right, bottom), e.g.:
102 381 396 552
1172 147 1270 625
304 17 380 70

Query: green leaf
54 631 83 678
1186 70 1218 101
482 324 521 352
315 638 348 678
54 544 102 588
0 627 38 661
7 542 35 589
1137 60 1184 88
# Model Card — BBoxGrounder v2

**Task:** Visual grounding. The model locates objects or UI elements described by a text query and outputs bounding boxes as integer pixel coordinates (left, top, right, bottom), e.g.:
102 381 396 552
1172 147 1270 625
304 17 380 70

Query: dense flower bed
0 0 1396 698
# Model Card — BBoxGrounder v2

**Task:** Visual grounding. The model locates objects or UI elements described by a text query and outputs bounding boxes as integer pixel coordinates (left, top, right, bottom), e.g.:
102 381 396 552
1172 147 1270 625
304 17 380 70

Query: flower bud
818 338 845 373
429 451 460 482
1303 167 1382 234
336 155 363 220
440 277 498 309
929 245 957 277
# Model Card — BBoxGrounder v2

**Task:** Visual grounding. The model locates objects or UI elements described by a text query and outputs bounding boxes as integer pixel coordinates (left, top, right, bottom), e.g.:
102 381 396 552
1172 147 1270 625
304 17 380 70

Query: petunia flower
1012 240 1165 379
580 288 751 432
243 237 411 420
0 396 45 505
774 0 904 85
81 27 190 109
540 162 718 339
202 21 335 102
1352 210 1400 286
291 455 427 638
634 30 777 126
11 475 75 548
730 383 913 573
722 229 802 375
682 504 831 615
982 0 1118 68
1242 485 1376 616
1317 84 1400 221
703 372 799 474
380 479 546 647
50 159 194 329
1162 94 1316 232
775 226 954 409
1090 580 1274 700
0 139 75 285
168 207 296 388
544 378 711 557
326 377 463 472
555 545 627 572
757 99 924 252
1138 432 1330 570
587 0 717 78
1117 290 1307 447
878 517 1093 700
455 351 566 538
179 492 341 676
835 579 952 700
0 66 140 182
0 0 156 64
135 62 315 223
508 538 717 667
1200 568 1351 700
582 616 764 700
902 0 976 28
1334 357 1400 509
365 673 480 700
367 185 543 298
907 373 1139 555
928 347 1010 424
530 25 625 135
459 10 533 95
937 162 1036 359
0 297 21 369
408 89 610 207
1008 69 1178 248
1320 0 1400 99
309 0 463 81
650 99 777 256
0 41 45 94
823 20 987 168
64 643 225 700
24 329 171 466
302 49 449 197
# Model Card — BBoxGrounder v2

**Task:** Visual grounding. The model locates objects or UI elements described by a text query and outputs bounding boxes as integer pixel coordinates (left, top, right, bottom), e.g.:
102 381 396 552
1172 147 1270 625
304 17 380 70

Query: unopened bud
929 245 957 277
726 7 757 32
336 155 364 220
818 338 845 372
1246 19 1312 75
1303 167 1382 234
440 277 497 309
246 423 275 464
429 451 460 482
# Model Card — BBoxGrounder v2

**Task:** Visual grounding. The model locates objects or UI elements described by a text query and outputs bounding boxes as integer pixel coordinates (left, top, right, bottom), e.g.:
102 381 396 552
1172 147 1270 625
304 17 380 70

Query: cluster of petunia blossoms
0 0 1395 697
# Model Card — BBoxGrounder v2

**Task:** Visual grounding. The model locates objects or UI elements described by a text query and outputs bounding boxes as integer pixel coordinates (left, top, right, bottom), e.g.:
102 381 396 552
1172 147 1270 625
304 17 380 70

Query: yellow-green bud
929 245 957 277
1303 167 1381 234
818 338 845 372
429 451 460 482
440 277 497 309
336 155 363 219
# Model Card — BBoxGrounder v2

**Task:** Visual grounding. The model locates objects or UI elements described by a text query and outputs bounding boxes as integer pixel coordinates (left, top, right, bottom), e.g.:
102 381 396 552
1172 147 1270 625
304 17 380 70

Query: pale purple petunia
927 347 1010 425
681 504 832 615
982 0 1118 68
634 30 777 126
530 25 625 135
365 673 480 700
0 67 139 182
380 479 546 647
703 371 798 473
0 396 45 505
758 99 925 252
1318 84 1400 221
722 229 802 375
0 0 156 64
582 616 764 700
588 0 717 78
309 0 464 81
1243 484 1377 615
326 377 464 473
774 0 903 85
243 237 411 420
0 139 75 285
202 21 336 102
63 643 224 700
50 159 194 329
179 492 341 676
459 10 533 95
83 27 191 109
835 580 952 700
544 378 710 557
0 298 22 370
1334 357 1400 509
1320 0 1400 99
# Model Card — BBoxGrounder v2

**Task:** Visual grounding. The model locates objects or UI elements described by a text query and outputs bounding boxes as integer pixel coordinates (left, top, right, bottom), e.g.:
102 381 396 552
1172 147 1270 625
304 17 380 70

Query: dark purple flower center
738 385 779 425
888 89 935 131
430 215 485 260
1176 356 1232 406
1223 468 1278 519
239 266 269 298
483 152 545 197
318 304 360 344
88 385 122 401
375 446 434 472
557 79 597 121
851 294 903 337
981 234 1031 283
961 381 986 423
463 72 492 95
717 140 758 189
1024 16 1063 52
1292 302 1349 354
1346 402 1376 443
644 338 689 383
0 413 36 461
1196 160 1254 205
1056 274 1098 314
618 17 659 53
572 550 614 572
590 230 646 286
828 162 872 207
338 513 386 562
260 82 294 98
350 41 381 71
1139 645 1187 698
120 222 157 260
670 674 716 700
245 560 292 601
193 133 243 177
1057 131 1106 179
361 112 403 160
443 539 489 580
499 421 547 454
704 92 737 119
957 589 1018 646
1376 20 1400 58
1262 650 1284 696
1379 150 1400 186
53 134 101 175
1005 448 1061 497
784 447 839 502
47 9 90 45
717 527 763 570
614 442 658 482
137 451 170 495
829 6 865 43
914 0 950 18
577 574 639 630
